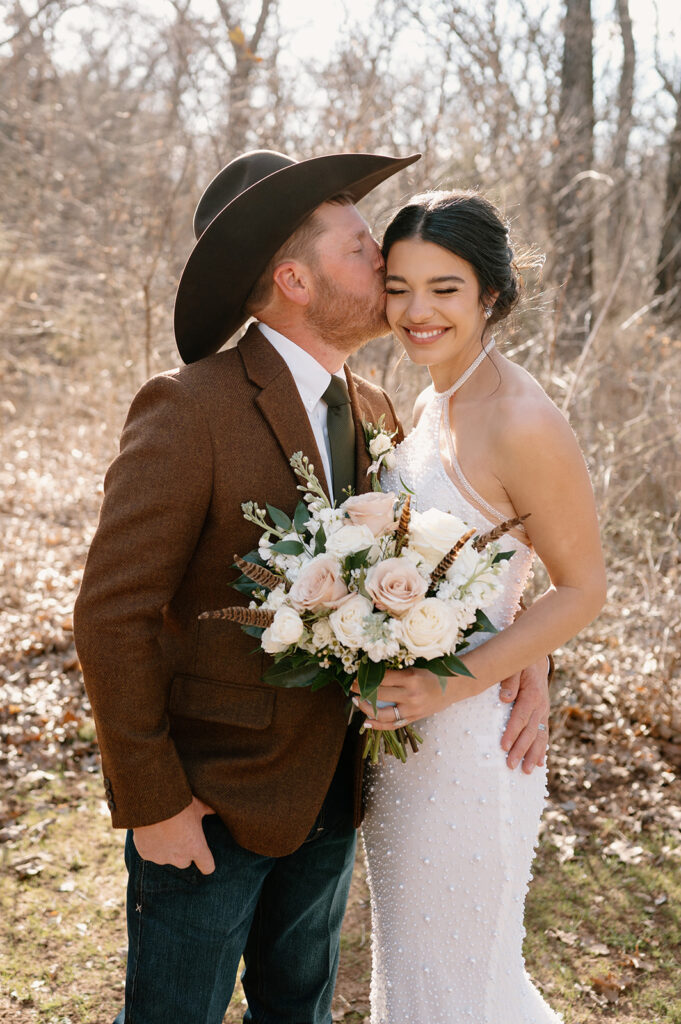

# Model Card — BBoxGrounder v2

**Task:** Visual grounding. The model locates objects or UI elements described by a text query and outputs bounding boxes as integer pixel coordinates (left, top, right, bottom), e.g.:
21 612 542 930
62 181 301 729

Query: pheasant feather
198 606 275 627
472 514 530 552
234 554 281 591
395 495 411 545
430 528 477 586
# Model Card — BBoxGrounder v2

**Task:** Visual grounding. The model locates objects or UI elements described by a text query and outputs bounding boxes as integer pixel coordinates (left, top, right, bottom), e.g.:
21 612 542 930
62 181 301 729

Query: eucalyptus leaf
293 501 310 534
231 576 262 597
263 660 321 688
270 539 305 555
493 549 515 563
421 654 474 679
474 609 499 635
357 658 386 710
314 524 327 556
266 504 292 532
345 547 372 571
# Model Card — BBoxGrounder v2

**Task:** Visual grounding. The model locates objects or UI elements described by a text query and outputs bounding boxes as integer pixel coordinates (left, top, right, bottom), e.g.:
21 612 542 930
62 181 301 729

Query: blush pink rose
365 557 428 616
288 554 349 612
342 491 397 537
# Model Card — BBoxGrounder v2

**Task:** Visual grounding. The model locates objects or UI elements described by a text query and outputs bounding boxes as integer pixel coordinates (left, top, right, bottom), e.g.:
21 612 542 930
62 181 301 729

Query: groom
74 149 550 1023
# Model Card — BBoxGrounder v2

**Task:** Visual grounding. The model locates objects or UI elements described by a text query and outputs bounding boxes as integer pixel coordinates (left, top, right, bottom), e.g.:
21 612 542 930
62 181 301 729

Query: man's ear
272 261 312 307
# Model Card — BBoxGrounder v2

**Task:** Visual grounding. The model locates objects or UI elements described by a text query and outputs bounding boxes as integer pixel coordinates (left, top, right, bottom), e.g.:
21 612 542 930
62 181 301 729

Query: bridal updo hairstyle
381 190 521 331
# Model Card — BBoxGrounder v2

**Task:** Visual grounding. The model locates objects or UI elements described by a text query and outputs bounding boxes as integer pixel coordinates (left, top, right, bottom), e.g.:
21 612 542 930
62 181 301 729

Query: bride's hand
351 667 479 728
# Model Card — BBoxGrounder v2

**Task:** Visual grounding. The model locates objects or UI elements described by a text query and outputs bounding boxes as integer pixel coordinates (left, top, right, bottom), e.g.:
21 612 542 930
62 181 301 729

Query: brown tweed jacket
73 325 403 856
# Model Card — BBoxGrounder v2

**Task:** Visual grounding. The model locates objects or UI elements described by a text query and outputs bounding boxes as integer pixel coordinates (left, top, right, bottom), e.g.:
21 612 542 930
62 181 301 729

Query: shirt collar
257 322 345 411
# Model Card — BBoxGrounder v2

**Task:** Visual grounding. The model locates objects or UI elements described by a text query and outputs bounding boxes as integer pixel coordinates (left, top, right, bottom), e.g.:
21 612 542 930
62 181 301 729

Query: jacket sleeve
73 373 213 828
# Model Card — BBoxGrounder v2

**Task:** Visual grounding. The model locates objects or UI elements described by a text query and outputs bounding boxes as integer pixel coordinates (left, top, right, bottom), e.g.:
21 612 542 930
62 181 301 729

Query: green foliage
356 658 386 709
266 503 292 533
270 539 305 555
263 656 323 688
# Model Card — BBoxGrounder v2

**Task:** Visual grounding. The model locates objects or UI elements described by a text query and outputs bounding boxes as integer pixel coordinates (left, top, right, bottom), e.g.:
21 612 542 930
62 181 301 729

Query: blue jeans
114 805 356 1024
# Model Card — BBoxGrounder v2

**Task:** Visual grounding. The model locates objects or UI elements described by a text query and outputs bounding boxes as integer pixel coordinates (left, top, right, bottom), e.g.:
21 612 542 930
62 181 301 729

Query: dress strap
433 338 495 400
436 337 528 533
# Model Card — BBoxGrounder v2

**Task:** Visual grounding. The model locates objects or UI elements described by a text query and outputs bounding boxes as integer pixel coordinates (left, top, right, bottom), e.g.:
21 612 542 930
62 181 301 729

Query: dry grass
1 302 680 1020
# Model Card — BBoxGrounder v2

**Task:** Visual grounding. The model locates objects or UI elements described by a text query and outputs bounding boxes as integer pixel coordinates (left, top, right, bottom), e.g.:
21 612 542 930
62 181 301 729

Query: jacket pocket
169 674 274 730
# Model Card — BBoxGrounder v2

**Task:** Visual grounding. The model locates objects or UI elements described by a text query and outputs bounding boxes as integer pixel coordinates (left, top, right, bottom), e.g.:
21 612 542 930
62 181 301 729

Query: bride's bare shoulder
491 359 576 451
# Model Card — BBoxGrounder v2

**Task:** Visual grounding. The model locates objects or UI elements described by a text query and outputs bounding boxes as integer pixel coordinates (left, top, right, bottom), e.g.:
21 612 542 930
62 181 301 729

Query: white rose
369 432 393 458
329 593 373 650
324 523 376 560
261 606 305 654
309 616 335 651
400 598 457 661
409 509 470 569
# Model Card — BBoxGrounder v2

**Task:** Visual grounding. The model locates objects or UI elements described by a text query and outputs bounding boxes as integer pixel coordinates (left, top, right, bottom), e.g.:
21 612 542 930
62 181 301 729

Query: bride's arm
460 398 606 687
359 398 606 727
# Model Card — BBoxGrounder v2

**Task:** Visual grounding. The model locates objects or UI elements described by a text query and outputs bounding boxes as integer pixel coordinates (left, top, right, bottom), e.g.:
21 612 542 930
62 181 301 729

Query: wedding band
393 706 401 721
537 723 547 731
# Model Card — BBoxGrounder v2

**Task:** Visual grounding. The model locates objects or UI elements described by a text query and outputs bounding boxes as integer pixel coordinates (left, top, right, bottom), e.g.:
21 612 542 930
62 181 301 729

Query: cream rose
329 593 373 649
369 432 393 458
409 508 470 569
365 557 428 616
400 598 457 661
288 554 348 612
309 616 335 651
261 606 305 654
342 491 397 537
324 523 376 560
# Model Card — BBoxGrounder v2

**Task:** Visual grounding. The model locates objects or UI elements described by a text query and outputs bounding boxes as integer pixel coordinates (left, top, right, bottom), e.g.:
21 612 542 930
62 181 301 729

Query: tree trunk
552 0 595 361
655 92 681 321
607 0 635 265
215 0 276 155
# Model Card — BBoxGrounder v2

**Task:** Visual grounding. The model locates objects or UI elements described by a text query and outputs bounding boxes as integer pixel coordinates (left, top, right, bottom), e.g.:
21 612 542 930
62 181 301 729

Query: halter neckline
433 338 496 400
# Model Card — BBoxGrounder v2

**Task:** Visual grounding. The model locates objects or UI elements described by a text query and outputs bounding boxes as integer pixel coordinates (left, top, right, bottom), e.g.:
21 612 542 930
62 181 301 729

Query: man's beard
304 268 389 355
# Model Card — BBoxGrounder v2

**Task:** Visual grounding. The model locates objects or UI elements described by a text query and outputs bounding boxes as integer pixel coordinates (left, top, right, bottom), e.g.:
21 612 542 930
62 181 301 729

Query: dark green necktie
323 375 356 502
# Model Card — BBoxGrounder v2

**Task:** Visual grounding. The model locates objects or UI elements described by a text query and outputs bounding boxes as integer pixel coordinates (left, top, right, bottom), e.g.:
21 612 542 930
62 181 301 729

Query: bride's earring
483 306 493 319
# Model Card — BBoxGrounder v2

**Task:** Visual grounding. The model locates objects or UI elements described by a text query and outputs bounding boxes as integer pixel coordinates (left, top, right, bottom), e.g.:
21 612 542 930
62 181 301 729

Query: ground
1 349 680 1022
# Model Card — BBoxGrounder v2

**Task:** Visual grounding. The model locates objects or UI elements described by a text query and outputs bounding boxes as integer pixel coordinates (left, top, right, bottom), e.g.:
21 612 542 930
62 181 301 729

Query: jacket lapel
345 367 373 495
239 325 330 500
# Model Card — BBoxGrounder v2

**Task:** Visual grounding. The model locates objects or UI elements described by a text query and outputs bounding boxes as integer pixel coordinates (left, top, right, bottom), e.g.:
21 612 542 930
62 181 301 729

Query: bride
355 191 606 1023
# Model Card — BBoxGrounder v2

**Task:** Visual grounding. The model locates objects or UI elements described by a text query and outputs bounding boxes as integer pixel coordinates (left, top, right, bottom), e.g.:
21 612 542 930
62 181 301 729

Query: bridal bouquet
201 452 522 761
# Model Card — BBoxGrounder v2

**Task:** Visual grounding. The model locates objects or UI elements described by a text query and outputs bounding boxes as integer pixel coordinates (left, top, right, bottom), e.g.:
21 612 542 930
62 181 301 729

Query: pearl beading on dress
362 387 562 1024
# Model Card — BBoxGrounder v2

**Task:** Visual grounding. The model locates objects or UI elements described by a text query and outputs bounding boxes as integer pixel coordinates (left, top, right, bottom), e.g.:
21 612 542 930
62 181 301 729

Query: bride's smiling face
385 239 490 369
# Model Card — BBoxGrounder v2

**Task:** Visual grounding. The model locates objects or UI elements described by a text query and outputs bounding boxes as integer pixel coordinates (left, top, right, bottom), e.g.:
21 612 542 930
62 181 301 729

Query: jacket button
107 798 116 811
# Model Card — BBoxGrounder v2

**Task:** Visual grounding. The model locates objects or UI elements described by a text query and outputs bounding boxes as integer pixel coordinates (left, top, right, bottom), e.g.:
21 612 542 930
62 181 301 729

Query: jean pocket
139 857 202 892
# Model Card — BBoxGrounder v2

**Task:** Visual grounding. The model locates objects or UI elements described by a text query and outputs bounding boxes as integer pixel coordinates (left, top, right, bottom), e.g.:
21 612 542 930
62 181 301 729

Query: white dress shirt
257 322 347 499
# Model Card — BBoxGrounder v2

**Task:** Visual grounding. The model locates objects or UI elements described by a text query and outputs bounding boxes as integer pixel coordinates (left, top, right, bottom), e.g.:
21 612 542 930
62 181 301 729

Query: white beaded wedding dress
363 351 562 1024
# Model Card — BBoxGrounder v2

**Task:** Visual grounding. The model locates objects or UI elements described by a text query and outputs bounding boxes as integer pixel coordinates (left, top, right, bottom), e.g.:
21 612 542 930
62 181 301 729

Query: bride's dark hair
381 190 527 330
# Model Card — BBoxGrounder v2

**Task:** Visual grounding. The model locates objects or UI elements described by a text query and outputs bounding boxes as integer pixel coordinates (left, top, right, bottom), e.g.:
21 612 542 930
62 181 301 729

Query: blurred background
1 1 680 1021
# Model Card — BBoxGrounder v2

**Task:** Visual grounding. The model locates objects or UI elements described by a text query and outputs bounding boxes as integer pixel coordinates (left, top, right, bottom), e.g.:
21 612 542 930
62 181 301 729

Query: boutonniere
362 415 398 491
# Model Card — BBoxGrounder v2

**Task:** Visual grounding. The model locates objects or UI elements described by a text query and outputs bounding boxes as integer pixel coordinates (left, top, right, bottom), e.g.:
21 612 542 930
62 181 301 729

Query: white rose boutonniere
362 414 399 490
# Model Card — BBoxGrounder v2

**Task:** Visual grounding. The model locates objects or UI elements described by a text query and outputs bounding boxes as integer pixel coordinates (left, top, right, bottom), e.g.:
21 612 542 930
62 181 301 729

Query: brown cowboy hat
174 148 420 363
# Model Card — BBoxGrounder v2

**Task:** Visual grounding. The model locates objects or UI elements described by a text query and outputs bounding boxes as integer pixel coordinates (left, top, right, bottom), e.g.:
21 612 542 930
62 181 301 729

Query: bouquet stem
362 724 424 764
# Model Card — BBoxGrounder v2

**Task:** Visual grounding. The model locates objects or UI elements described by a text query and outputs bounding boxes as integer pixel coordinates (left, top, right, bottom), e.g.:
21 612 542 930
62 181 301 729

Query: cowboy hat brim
174 151 420 364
